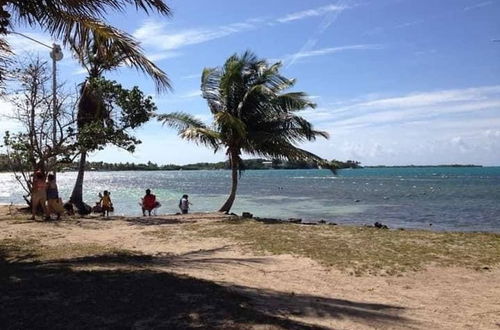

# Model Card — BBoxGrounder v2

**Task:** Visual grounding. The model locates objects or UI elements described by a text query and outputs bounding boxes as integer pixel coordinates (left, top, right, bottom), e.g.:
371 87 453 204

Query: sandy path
1 207 499 329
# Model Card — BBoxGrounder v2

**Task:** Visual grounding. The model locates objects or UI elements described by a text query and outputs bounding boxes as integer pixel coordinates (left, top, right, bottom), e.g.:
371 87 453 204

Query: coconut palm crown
0 0 171 90
159 51 330 212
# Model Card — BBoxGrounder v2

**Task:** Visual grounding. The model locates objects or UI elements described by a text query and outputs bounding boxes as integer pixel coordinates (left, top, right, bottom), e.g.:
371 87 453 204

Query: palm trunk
69 150 87 210
219 152 239 213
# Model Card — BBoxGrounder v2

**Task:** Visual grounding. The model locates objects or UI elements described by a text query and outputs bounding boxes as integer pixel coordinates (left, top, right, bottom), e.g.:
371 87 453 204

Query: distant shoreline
0 164 489 173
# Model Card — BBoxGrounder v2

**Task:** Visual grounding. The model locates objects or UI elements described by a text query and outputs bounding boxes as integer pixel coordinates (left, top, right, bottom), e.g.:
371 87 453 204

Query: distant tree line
0 156 363 172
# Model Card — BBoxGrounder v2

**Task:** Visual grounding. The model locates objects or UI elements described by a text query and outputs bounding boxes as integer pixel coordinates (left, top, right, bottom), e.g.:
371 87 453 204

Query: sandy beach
1 205 499 329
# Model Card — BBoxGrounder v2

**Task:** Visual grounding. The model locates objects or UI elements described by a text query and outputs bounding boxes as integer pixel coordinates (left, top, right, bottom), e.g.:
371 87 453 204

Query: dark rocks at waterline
374 222 389 229
242 212 253 218
288 218 302 224
253 217 283 224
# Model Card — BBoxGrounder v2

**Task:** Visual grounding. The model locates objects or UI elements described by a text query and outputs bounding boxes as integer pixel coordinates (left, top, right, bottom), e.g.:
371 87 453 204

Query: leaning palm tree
0 0 170 87
69 33 171 211
159 51 330 213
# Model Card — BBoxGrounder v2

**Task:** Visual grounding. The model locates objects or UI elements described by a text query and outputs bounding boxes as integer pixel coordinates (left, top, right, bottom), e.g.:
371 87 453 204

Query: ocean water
0 167 499 232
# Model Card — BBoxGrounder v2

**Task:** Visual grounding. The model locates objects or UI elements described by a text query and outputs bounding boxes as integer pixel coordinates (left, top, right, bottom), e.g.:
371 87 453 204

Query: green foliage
161 51 329 166
160 51 331 211
77 77 157 153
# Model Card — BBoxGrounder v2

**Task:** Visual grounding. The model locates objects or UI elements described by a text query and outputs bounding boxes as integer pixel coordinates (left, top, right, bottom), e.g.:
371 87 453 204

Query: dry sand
1 205 499 329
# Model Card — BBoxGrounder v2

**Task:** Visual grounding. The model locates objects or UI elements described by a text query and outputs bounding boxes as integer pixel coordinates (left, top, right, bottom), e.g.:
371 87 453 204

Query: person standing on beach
31 170 49 221
179 194 191 214
46 174 65 220
99 190 113 218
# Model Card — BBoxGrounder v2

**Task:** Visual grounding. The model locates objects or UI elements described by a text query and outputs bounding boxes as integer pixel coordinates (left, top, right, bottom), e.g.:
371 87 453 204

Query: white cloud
5 32 53 54
181 73 201 80
298 85 500 165
0 97 21 132
146 51 182 62
133 20 257 51
283 44 383 62
72 68 87 76
464 1 494 11
277 4 347 23
286 1 351 67
133 4 351 53
305 86 500 128
180 90 201 98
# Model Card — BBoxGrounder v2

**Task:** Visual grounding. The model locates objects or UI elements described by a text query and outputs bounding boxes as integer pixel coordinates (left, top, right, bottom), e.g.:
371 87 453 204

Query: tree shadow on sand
0 246 415 329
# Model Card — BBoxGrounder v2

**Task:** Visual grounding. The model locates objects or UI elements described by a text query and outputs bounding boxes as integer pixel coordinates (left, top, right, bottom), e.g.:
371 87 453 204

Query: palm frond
6 0 171 91
158 112 220 150
158 112 208 131
214 111 247 139
273 92 316 112
70 28 171 91
180 126 220 151
201 67 224 113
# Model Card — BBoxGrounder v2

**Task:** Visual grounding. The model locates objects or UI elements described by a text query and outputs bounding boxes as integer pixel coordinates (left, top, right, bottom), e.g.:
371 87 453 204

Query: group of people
31 170 65 221
139 190 191 216
30 170 192 220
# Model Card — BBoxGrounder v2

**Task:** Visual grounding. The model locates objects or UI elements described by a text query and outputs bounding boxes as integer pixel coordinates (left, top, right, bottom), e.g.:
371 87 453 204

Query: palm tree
69 33 171 211
159 51 329 213
0 0 170 87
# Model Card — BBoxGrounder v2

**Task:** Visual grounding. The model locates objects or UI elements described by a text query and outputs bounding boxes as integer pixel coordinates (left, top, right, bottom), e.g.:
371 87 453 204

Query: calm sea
1 167 499 232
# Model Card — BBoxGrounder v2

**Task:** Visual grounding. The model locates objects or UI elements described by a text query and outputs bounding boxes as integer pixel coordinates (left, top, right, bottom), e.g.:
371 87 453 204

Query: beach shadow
0 246 413 329
46 246 271 270
123 216 184 226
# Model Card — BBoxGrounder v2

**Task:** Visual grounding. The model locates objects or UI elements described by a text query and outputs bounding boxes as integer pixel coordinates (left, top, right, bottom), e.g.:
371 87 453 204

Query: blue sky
1 0 500 165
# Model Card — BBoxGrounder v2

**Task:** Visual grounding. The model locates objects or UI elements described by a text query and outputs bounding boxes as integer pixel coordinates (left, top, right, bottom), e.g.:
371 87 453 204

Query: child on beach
46 174 65 220
31 170 49 221
99 190 113 218
179 194 191 214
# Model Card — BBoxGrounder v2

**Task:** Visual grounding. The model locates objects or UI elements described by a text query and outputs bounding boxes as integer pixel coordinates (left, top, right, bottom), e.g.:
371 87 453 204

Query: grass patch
0 237 144 264
179 220 500 275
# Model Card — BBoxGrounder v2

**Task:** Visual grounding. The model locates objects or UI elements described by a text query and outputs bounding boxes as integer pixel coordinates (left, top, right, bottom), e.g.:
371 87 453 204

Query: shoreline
1 206 500 328
3 203 500 234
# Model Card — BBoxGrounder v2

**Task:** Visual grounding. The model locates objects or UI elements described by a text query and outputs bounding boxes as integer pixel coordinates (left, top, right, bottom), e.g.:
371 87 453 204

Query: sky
1 0 500 166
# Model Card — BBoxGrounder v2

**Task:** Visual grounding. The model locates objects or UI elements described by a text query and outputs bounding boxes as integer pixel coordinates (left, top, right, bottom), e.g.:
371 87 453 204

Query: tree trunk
219 152 239 213
69 150 87 211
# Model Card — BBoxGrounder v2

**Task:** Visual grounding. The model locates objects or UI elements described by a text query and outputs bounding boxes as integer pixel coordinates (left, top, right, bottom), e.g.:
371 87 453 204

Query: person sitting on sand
141 189 160 216
179 194 191 214
46 174 65 220
31 170 49 221
99 190 113 218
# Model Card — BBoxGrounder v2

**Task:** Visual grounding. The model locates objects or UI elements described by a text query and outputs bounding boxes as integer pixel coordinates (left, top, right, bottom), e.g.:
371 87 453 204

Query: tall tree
159 51 330 213
0 0 171 87
2 56 78 204
68 34 170 211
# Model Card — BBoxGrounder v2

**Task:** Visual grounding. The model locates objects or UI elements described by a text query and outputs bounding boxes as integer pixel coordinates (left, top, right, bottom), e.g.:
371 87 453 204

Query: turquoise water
1 167 499 232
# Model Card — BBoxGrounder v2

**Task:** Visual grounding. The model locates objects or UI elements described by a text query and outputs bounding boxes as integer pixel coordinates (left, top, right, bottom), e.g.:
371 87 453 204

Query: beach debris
254 217 282 223
374 222 389 229
242 212 253 218
288 218 302 224
318 219 326 224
